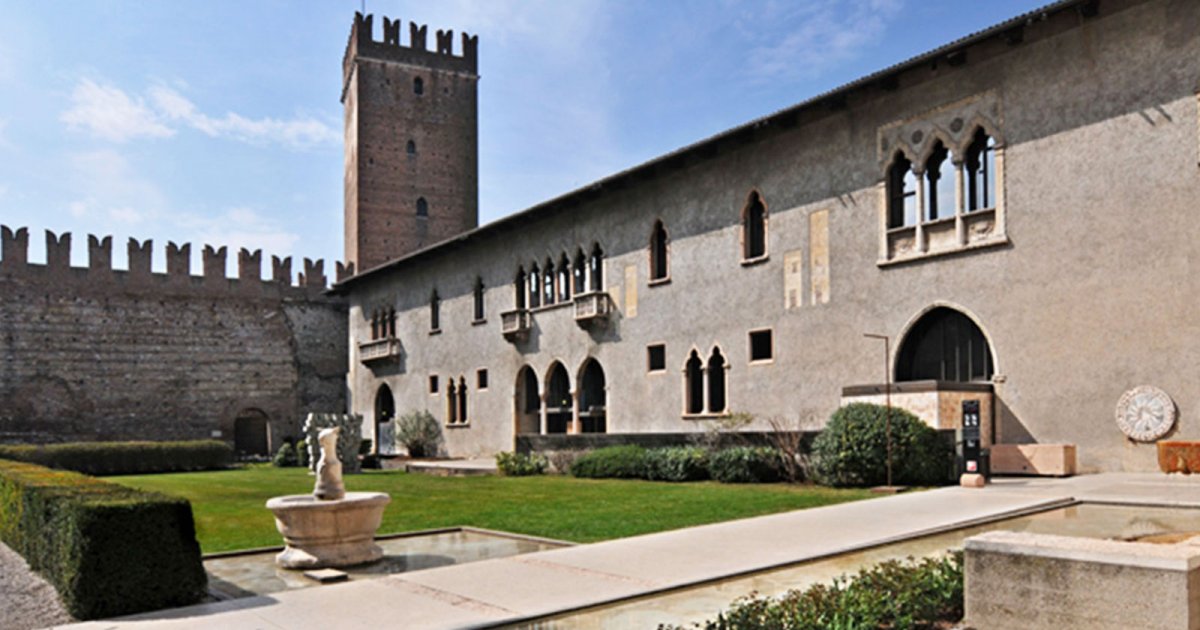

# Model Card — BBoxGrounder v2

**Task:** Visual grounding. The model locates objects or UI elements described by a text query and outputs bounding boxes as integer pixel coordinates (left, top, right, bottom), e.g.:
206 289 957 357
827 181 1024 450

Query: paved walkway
58 473 1200 630
401 458 498 476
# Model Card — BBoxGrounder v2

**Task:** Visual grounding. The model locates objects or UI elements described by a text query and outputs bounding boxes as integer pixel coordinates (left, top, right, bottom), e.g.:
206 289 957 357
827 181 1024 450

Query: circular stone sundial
1115 385 1176 442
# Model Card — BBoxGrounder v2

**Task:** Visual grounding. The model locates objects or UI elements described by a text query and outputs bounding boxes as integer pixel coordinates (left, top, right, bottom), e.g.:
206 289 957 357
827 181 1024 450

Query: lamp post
863 333 893 488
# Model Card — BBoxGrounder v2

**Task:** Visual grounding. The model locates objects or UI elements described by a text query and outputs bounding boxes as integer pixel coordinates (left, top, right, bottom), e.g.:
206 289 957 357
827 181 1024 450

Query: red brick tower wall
342 13 479 274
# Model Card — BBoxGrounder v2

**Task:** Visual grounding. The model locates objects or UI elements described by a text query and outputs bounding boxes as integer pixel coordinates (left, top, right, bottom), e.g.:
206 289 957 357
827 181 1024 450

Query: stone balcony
358 337 402 364
573 291 612 327
500 308 532 341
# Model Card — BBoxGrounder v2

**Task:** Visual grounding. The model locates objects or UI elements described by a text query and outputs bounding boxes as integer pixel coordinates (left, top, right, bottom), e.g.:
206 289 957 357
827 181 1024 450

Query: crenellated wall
0 226 350 454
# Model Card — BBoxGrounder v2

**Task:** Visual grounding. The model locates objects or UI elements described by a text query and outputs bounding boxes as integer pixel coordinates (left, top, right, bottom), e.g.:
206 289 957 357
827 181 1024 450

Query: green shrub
0 440 232 476
672 552 963 630
570 445 649 479
644 446 710 481
495 452 548 476
708 446 783 483
812 403 952 487
272 442 299 467
395 410 441 458
0 459 207 619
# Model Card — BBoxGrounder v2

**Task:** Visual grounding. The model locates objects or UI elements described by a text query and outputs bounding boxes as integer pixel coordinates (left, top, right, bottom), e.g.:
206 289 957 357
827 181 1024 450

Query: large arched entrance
374 384 395 454
578 359 606 433
545 362 571 434
233 408 270 457
514 366 540 434
896 306 994 382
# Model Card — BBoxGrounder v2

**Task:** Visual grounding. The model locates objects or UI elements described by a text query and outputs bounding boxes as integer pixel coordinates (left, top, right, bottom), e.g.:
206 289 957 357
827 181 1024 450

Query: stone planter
265 491 391 569
1158 441 1200 474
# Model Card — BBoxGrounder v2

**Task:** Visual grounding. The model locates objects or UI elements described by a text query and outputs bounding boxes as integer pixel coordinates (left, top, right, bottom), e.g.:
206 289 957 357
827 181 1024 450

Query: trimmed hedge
570 445 649 478
0 459 207 619
0 440 232 476
709 446 783 483
495 451 549 476
644 446 710 482
812 403 953 487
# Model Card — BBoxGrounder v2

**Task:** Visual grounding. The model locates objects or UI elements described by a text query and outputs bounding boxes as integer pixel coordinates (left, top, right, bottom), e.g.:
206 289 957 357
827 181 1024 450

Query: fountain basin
265 492 391 569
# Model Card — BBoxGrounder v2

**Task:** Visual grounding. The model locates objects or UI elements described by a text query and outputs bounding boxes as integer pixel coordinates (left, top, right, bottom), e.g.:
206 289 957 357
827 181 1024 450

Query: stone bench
990 443 1076 476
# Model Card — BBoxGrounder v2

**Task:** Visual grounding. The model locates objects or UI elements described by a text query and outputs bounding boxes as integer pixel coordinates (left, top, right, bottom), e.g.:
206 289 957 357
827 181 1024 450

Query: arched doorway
545 362 571 434
233 408 270 457
514 366 540 434
375 384 395 454
896 306 994 382
578 359 606 433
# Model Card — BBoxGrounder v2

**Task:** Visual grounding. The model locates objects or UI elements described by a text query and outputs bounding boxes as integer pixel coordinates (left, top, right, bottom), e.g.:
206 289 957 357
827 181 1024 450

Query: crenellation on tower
0 225 348 299
167 242 191 277
45 231 71 269
87 235 112 271
342 12 480 273
202 245 226 281
272 255 292 284
2 226 29 268
127 238 152 276
238 248 262 282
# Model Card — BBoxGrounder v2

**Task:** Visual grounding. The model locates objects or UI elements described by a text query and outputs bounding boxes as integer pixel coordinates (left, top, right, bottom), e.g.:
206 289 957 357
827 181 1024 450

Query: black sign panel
961 399 981 472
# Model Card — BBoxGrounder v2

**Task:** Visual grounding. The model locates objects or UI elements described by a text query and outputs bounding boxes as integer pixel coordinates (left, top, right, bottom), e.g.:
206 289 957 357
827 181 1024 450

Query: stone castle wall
0 227 349 451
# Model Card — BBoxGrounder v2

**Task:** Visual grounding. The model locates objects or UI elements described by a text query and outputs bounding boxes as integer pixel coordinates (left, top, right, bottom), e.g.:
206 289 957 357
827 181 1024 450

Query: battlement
0 226 357 301
343 11 478 88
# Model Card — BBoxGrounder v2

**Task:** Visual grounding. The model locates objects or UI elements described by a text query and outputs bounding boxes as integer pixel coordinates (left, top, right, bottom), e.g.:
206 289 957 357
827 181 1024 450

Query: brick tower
342 13 479 274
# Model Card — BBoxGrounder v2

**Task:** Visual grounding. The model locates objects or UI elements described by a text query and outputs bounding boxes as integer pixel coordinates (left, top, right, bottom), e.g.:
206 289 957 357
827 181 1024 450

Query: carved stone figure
314 427 345 500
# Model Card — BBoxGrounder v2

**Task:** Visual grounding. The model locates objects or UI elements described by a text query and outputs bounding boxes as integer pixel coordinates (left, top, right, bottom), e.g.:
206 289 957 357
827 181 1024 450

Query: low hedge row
0 459 207 619
570 445 783 483
0 440 233 476
671 552 964 629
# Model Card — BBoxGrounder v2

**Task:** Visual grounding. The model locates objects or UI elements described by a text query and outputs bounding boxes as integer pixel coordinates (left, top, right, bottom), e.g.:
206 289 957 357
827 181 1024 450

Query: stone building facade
339 0 1200 472
0 228 349 455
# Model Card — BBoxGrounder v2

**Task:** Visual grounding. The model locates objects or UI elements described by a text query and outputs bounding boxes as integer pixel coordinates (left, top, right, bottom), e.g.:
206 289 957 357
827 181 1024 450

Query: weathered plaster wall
348 0 1200 471
0 231 348 451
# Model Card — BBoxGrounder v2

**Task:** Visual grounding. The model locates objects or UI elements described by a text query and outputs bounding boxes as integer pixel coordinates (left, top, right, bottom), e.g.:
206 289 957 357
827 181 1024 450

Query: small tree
395 410 441 458
764 415 810 483
690 411 754 451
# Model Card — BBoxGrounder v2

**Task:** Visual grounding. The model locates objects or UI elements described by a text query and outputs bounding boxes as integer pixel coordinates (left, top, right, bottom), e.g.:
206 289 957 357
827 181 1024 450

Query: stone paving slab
404 458 498 477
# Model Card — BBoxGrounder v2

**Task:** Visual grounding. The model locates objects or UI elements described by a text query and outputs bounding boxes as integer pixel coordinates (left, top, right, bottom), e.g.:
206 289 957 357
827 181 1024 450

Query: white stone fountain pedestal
265 492 391 569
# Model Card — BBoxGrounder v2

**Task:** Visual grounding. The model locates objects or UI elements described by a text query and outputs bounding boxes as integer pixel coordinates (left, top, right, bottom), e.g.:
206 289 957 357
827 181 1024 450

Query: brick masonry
342 12 479 273
0 227 348 452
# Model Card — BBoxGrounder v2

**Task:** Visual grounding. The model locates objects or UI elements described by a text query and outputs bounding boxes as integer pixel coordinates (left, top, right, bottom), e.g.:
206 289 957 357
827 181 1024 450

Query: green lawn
109 465 876 553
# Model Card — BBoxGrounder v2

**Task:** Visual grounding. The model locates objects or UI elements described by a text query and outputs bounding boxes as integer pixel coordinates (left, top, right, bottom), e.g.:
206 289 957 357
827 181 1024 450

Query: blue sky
0 1 1050 275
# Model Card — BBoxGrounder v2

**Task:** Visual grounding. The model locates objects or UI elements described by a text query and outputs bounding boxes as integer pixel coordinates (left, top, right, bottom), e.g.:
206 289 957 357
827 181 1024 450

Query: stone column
569 389 580 434
954 159 966 246
914 168 927 253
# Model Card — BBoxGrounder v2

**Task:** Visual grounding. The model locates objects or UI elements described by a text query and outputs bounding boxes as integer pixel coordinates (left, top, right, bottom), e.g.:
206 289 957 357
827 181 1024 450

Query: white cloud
178 206 300 260
60 78 338 150
66 149 167 224
148 86 338 149
60 79 174 142
745 0 904 82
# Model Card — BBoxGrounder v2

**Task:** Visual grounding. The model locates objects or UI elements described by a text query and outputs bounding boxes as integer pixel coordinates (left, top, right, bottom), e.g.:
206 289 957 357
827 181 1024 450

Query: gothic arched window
650 220 669 281
742 192 767 260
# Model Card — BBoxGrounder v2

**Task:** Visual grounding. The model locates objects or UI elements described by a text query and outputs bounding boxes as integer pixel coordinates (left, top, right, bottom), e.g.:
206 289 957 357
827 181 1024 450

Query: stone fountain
266 427 391 569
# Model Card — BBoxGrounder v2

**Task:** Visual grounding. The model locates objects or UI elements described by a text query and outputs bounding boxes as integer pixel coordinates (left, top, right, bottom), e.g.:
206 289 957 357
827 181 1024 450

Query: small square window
477 369 488 390
429 375 439 394
647 344 666 372
749 330 773 362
